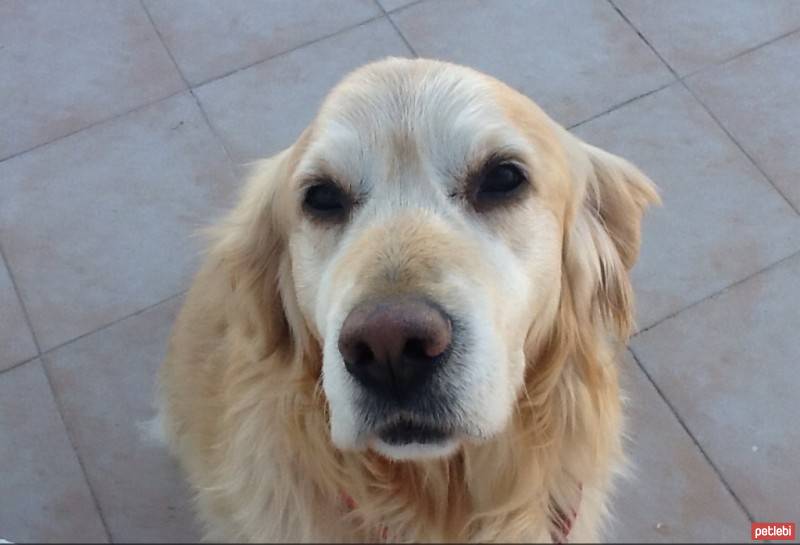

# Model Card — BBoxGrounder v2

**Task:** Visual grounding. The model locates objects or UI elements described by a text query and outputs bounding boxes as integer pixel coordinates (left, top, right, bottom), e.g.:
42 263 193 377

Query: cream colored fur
159 58 659 542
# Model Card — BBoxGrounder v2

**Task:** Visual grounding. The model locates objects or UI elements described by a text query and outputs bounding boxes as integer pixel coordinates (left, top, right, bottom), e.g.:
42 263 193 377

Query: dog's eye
303 182 349 221
476 163 526 202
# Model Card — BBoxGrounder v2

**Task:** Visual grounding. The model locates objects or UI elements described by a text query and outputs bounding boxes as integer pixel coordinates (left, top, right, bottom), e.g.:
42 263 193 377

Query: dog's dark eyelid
307 185 342 208
468 159 529 209
480 164 525 192
302 181 351 221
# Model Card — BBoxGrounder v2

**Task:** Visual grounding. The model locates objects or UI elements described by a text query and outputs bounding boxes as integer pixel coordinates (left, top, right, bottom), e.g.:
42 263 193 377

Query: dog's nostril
352 342 374 366
404 336 447 361
403 338 427 361
338 297 453 396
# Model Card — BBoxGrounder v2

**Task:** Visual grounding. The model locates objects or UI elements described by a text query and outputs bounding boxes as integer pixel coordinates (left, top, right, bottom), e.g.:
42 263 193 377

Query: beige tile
45 296 199 542
615 0 800 75
195 18 412 163
687 31 800 212
631 252 800 521
0 257 37 371
572 84 800 329
390 0 673 127
0 360 107 543
610 353 750 542
0 0 184 159
0 94 238 351
143 0 381 85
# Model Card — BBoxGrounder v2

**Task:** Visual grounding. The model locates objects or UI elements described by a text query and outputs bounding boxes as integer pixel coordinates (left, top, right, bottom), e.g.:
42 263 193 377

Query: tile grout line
633 247 800 338
680 80 800 216
38 354 114 543
375 0 419 57
628 348 755 523
0 87 187 167
189 13 388 90
0 288 187 538
190 89 240 174
567 79 677 131
608 0 800 217
0 240 46 376
139 0 240 174
0 290 187 536
0 11 388 168
389 0 674 134
140 1 188 89
0 242 42 357
570 14 800 134
607 0 679 79
679 25 800 81
0 353 39 377
47 290 188 365
0 243 115 542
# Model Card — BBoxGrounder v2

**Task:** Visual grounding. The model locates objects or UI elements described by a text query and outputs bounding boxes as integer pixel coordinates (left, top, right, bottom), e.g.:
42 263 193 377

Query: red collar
550 484 582 543
341 485 581 542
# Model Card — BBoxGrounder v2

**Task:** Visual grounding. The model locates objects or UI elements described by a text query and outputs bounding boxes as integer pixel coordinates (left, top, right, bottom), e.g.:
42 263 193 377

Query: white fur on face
288 59 563 460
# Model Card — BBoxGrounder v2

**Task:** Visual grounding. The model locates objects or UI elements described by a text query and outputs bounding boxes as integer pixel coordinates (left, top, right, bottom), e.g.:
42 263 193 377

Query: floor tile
390 0 673 127
631 252 800 521
609 352 749 542
572 84 800 329
687 31 800 212
0 360 107 543
143 0 381 86
378 0 418 12
0 0 184 160
0 257 37 371
45 296 199 542
0 94 238 351
615 0 800 76
195 17 411 164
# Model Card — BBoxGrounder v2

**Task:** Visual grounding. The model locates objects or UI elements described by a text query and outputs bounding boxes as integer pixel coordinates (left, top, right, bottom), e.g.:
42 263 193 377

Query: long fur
159 58 659 543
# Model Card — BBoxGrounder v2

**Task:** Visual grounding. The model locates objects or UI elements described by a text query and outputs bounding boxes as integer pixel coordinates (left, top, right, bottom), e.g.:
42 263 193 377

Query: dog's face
269 59 656 461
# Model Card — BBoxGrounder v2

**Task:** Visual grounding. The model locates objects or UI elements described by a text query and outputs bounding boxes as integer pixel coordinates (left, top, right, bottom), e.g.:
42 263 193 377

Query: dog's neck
338 452 583 543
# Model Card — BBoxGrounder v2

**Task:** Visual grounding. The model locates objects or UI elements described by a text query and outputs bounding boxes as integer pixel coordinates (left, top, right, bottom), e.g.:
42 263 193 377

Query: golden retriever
159 57 659 542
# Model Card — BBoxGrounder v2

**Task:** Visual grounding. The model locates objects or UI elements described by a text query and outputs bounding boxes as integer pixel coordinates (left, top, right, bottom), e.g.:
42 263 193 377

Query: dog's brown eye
476 163 526 202
303 182 349 221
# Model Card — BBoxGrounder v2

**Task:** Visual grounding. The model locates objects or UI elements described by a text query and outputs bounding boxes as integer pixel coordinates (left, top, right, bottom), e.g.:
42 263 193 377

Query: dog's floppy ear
563 141 660 337
581 143 660 270
206 146 301 354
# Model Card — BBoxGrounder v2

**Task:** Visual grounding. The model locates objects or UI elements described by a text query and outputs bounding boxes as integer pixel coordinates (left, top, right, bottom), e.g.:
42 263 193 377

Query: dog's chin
330 416 467 460
366 420 462 461
369 435 461 461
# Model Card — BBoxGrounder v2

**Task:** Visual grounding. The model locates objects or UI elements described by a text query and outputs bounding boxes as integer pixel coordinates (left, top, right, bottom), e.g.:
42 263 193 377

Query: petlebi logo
751 522 796 541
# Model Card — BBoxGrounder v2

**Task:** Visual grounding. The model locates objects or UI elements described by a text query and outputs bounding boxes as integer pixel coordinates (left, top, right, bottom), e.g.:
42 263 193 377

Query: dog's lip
376 418 452 445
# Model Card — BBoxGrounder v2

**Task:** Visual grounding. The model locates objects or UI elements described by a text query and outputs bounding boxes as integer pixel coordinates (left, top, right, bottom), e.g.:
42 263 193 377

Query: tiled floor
1 1 798 542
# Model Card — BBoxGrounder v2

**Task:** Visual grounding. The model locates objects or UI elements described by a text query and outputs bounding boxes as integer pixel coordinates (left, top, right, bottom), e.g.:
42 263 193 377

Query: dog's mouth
376 418 452 446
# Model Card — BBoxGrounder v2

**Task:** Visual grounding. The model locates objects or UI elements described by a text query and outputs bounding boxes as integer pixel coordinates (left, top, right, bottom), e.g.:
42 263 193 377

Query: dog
158 57 659 542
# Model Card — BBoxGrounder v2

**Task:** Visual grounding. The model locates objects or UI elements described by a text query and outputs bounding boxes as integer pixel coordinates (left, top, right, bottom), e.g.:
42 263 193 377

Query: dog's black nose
338 297 452 399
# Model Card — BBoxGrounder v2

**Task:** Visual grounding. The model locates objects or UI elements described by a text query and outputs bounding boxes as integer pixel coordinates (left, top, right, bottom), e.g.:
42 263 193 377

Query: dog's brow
297 159 349 189
463 149 527 181
297 174 353 198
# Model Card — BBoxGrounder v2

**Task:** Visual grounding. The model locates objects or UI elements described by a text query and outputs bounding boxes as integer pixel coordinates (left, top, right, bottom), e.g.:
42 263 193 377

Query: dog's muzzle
338 296 456 445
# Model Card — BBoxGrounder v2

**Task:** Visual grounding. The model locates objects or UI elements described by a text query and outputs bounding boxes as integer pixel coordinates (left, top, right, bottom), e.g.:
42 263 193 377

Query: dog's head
222 58 658 462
